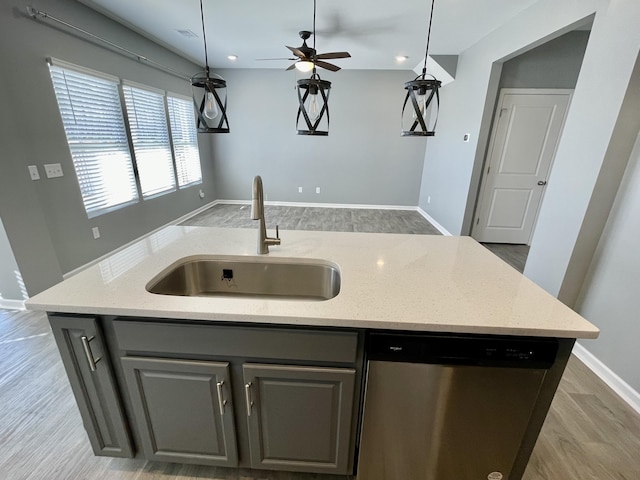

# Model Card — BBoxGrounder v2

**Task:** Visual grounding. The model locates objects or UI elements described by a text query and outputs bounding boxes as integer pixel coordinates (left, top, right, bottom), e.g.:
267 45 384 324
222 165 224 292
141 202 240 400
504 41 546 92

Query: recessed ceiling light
227 55 238 61
396 55 409 62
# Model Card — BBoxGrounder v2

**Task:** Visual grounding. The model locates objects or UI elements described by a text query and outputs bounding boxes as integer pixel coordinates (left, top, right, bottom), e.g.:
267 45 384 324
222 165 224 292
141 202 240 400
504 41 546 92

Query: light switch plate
92 227 100 239
28 165 40 180
44 163 64 178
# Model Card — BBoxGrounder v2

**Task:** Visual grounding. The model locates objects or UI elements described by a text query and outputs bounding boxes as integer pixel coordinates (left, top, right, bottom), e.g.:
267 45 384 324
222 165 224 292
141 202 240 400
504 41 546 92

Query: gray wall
0 218 24 302
0 0 216 293
210 68 427 206
499 31 589 90
576 130 640 392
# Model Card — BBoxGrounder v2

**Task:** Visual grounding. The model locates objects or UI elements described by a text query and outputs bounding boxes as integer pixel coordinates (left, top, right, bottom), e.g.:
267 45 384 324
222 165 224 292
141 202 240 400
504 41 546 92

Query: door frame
471 88 573 245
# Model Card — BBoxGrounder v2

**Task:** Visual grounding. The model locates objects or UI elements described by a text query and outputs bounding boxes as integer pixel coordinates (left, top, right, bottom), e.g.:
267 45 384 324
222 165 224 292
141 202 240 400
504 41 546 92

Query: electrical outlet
92 227 100 239
44 163 64 178
298 187 303 193
316 187 321 194
28 165 40 180
427 196 431 204
199 189 205 199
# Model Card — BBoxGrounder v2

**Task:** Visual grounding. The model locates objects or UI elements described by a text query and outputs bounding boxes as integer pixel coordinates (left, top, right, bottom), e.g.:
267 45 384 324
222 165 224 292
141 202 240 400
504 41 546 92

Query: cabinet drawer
113 320 359 363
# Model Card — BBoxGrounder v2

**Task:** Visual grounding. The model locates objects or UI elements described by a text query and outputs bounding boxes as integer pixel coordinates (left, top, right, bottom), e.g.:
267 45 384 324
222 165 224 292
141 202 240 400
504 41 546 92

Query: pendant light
296 0 331 136
191 0 229 133
296 70 331 136
401 0 441 137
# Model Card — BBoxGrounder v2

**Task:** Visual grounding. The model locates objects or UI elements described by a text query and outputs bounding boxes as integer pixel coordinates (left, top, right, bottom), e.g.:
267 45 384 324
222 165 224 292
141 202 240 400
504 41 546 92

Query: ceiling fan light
295 61 315 73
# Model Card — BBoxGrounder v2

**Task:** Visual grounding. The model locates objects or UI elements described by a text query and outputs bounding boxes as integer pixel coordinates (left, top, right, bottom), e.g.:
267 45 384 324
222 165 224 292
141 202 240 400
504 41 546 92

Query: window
48 59 203 218
122 83 176 198
167 95 202 187
48 60 138 218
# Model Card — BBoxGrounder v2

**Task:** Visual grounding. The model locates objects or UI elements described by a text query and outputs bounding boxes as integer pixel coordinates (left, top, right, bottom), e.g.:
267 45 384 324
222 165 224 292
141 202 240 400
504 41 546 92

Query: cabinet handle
216 381 227 416
245 382 254 416
80 335 101 372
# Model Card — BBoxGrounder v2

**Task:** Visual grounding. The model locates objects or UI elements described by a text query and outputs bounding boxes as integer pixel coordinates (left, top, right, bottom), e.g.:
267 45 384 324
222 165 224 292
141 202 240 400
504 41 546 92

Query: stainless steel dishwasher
357 332 558 480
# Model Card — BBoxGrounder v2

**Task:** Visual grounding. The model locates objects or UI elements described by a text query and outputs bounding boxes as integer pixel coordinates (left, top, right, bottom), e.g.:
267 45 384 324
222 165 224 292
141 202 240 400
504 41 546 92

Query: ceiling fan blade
315 52 351 60
315 60 341 72
286 63 297 71
286 46 306 58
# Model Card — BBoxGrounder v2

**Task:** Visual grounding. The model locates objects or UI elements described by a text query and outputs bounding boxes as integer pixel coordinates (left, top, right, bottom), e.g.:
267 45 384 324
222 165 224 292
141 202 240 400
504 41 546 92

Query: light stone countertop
26 226 599 339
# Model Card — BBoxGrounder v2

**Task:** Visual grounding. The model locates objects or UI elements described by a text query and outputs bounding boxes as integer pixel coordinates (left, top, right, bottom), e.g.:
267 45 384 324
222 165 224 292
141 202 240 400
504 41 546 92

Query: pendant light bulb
412 90 428 120
309 93 320 121
203 91 219 119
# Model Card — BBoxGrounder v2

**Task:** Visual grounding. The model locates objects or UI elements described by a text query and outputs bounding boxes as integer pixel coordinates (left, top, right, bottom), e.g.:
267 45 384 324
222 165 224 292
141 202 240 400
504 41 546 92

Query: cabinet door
48 315 133 457
243 363 356 475
121 357 238 467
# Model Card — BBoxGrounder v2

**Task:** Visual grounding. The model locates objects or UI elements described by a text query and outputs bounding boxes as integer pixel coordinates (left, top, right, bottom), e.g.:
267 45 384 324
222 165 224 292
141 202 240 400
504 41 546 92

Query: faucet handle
275 225 280 239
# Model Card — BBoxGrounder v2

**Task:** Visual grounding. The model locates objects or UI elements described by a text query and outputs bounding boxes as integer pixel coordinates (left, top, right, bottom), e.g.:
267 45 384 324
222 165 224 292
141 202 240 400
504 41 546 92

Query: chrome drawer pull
216 381 227 415
245 382 254 416
80 335 101 372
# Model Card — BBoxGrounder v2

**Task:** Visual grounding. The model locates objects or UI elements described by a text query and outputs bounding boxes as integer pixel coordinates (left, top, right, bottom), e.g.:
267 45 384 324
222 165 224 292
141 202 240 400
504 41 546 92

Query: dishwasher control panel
367 332 558 368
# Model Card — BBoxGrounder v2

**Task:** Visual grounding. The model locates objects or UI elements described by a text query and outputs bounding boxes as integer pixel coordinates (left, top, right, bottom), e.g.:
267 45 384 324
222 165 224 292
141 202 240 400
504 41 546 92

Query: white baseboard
572 342 640 415
164 200 220 225
417 207 452 236
0 299 26 311
215 199 418 211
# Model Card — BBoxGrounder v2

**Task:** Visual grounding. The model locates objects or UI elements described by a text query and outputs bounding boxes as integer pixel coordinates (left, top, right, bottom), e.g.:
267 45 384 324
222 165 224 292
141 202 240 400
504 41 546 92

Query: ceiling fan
256 0 351 72
284 30 350 72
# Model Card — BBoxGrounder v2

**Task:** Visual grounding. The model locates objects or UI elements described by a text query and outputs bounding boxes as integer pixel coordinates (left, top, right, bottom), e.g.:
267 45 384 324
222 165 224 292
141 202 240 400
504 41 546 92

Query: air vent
176 29 198 38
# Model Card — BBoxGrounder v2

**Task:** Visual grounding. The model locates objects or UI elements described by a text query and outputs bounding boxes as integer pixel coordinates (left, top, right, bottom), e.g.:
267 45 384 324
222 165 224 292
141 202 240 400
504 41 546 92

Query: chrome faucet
251 175 280 254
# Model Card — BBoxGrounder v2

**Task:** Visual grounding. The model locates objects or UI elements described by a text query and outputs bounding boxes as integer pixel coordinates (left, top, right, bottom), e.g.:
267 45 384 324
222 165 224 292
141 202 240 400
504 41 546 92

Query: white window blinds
122 83 176 198
48 61 138 218
167 95 202 187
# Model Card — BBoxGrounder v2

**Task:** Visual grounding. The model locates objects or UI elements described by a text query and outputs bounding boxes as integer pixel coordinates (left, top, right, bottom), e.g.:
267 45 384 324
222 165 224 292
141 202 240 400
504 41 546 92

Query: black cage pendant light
296 0 331 136
296 69 331 136
401 0 441 137
191 0 229 133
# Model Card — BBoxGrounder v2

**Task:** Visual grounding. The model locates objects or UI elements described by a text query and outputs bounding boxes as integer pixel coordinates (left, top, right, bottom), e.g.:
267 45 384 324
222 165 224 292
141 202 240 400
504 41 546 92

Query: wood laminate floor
182 204 531 273
180 204 442 235
1 308 639 479
481 243 530 273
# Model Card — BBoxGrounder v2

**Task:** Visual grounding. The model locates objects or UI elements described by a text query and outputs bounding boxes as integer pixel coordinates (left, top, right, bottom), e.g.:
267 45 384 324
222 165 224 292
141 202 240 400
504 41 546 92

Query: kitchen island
26 226 598 479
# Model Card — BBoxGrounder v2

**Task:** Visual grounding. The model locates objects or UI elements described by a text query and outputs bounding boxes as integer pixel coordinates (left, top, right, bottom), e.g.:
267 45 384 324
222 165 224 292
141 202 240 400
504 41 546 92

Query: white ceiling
76 0 540 71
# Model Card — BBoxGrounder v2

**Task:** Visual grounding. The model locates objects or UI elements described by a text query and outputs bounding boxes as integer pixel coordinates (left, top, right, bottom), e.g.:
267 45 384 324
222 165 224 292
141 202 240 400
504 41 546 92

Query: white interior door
473 89 572 244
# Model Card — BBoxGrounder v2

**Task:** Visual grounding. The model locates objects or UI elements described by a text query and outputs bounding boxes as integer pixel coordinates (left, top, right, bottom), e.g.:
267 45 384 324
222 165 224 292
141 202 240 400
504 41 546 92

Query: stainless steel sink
147 256 341 301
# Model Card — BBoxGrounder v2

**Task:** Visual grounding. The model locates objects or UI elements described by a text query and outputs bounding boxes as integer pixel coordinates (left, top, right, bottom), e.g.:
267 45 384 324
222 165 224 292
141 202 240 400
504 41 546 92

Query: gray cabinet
110 319 363 474
121 357 238 466
243 363 356 475
48 315 133 458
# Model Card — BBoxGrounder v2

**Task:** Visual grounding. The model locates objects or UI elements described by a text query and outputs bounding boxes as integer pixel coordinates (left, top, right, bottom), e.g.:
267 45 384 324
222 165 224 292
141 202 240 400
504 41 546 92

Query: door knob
537 180 547 186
